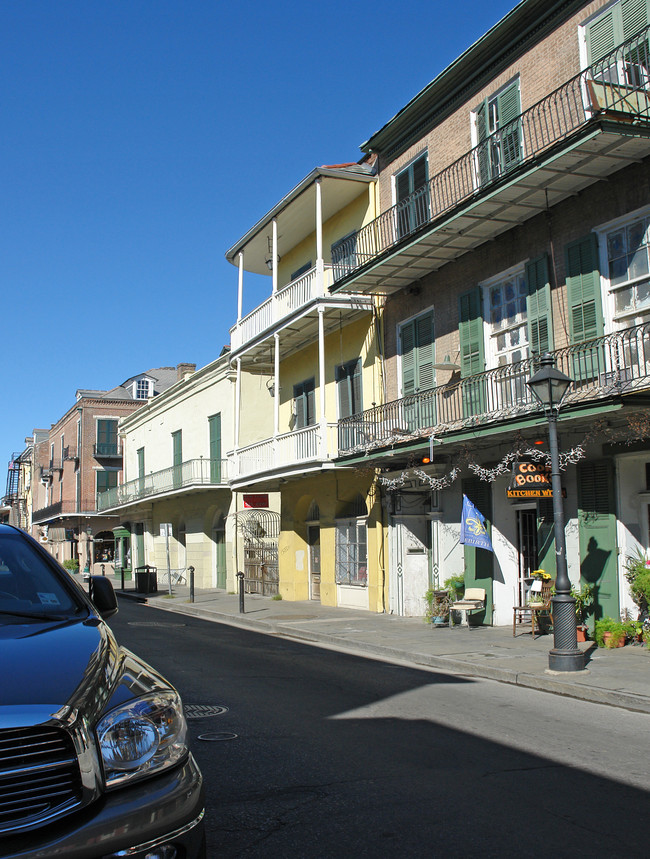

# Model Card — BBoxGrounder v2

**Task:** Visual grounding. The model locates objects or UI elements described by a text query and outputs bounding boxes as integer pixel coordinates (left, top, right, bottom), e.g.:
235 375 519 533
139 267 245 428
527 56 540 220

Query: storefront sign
243 494 269 509
507 461 555 499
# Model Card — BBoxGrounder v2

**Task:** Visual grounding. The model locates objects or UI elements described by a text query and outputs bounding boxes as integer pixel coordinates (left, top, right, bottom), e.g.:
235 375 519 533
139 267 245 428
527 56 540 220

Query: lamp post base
548 648 585 672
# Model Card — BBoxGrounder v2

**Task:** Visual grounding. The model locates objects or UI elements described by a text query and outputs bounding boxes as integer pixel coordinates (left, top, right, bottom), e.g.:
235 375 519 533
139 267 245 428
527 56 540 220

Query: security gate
238 509 280 597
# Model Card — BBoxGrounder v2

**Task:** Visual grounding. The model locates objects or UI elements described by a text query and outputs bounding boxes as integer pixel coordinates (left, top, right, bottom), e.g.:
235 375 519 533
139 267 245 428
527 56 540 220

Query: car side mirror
88 575 119 619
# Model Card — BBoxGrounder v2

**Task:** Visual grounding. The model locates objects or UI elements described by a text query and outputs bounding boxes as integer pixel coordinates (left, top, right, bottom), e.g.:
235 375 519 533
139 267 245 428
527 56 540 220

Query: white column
274 333 280 438
234 359 241 475
318 306 327 458
237 252 244 322
315 177 323 268
272 217 278 294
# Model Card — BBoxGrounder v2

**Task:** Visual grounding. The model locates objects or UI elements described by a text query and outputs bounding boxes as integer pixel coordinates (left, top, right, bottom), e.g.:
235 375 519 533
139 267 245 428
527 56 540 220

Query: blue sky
1 0 517 468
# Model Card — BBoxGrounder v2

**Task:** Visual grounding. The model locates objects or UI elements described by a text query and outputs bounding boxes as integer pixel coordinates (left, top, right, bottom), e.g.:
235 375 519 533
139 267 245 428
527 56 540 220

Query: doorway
516 507 538 604
308 525 321 601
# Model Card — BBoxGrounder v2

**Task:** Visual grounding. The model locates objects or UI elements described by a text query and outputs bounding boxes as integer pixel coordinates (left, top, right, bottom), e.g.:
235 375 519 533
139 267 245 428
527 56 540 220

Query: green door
209 414 222 483
577 460 619 626
461 478 493 624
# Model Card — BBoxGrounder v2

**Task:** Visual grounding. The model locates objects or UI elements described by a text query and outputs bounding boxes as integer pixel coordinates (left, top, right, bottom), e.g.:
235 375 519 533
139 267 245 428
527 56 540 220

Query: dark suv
0 524 205 858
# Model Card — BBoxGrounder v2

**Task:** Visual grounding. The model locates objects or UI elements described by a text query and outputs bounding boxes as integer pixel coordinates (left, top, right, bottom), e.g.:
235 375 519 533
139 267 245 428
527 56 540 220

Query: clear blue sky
1 0 517 469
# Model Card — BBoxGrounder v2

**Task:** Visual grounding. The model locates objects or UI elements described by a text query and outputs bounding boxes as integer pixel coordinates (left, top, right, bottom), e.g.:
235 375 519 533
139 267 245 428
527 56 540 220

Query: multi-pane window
335 519 367 587
606 215 650 321
486 272 529 367
136 379 150 400
474 79 521 185
96 420 118 456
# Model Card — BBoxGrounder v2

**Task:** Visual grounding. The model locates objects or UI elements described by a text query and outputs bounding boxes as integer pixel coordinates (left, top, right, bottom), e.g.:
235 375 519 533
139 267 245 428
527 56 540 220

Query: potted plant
62 558 79 575
424 588 449 626
624 550 650 620
594 616 627 648
571 582 594 641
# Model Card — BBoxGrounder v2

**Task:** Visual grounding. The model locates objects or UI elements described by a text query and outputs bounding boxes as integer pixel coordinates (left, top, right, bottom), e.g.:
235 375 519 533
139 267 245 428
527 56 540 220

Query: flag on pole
459 494 493 552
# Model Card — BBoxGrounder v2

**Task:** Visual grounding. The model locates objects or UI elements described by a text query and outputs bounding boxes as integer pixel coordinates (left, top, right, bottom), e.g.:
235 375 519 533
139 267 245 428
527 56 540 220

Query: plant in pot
571 582 594 642
623 550 650 622
62 558 79 575
424 588 449 626
594 616 627 648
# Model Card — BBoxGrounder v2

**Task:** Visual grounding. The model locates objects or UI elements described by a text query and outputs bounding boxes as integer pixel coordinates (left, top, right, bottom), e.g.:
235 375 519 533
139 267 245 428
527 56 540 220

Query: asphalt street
109 599 650 858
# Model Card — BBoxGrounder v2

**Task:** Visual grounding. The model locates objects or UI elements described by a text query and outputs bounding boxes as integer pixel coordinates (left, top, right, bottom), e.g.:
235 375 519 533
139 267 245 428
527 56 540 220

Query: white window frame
391 150 429 207
595 203 650 333
335 517 368 587
480 262 529 371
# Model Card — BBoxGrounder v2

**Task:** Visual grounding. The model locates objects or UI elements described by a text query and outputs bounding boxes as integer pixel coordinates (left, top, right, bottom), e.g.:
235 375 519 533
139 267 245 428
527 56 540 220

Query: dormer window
136 379 151 400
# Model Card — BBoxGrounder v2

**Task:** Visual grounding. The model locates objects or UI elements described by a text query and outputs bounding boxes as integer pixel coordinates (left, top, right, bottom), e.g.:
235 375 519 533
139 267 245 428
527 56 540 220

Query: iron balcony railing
32 500 85 523
93 442 122 457
338 322 650 454
97 458 228 511
333 27 650 281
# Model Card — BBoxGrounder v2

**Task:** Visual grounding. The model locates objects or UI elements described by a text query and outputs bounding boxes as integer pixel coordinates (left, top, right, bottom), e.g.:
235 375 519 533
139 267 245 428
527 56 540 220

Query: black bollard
188 566 195 603
236 571 245 614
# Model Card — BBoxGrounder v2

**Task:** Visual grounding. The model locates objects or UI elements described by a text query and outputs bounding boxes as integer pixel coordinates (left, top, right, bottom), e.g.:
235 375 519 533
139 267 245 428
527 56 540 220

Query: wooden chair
449 587 486 628
513 578 554 638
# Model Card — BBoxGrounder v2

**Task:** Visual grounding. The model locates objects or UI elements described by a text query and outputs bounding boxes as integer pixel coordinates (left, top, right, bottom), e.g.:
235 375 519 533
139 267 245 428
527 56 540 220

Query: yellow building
226 161 389 610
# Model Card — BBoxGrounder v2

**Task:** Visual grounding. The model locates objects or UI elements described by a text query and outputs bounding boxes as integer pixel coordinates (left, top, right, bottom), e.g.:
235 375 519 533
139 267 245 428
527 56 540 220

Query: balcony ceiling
236 297 374 374
225 168 376 276
336 123 650 296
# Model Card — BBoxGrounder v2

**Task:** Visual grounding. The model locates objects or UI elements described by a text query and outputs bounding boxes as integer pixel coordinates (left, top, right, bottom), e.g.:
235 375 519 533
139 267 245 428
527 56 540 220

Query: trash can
135 565 158 594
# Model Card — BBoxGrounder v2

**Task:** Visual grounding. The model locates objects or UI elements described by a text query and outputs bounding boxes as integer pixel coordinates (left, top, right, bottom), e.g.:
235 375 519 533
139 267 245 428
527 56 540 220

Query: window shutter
586 9 616 63
526 254 553 355
209 414 222 482
458 288 485 376
396 170 411 204
586 0 650 64
622 0 649 40
400 320 416 395
565 234 603 343
336 360 361 419
415 311 435 391
497 80 521 171
412 154 428 191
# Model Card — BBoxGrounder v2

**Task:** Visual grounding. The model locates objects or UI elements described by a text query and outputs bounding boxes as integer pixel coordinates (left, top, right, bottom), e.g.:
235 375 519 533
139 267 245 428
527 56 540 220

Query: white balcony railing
231 423 338 481
230 264 333 351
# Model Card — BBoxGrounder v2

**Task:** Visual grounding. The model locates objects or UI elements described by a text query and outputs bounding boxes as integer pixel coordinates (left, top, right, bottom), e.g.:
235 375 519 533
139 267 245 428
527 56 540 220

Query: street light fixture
527 353 585 672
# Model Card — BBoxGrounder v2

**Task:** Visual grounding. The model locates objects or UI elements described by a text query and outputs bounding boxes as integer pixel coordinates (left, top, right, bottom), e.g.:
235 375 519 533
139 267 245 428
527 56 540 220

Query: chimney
177 362 196 382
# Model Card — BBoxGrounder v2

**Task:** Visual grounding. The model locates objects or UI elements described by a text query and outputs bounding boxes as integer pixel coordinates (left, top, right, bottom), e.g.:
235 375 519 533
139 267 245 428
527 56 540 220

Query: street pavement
109 574 650 715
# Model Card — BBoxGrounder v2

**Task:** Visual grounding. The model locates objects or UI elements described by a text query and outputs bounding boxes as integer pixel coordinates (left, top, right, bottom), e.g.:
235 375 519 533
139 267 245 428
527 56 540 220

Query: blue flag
460 494 493 551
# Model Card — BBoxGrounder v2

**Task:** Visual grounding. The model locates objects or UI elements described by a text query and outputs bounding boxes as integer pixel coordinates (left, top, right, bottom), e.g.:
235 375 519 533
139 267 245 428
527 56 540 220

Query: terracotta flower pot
602 631 625 648
576 625 588 643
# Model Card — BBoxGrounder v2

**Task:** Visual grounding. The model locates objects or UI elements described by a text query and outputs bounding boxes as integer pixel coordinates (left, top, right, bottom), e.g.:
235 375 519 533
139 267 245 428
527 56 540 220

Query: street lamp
527 353 585 672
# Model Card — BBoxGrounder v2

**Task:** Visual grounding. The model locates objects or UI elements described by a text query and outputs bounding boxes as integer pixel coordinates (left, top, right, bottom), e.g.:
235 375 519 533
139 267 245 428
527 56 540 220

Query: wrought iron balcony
338 322 650 454
97 458 228 512
332 27 650 287
93 442 122 458
32 500 84 524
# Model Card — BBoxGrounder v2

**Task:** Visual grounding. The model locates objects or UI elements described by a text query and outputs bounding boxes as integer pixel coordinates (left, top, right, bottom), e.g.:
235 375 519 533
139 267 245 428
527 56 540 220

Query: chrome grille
0 726 82 832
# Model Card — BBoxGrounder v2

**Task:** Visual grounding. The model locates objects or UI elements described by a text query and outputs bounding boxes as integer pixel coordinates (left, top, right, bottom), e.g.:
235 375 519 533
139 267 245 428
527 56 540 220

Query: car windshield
0 534 82 620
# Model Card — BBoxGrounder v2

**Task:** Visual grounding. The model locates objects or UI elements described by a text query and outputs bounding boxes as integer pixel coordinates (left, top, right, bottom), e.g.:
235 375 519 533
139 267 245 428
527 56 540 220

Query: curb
117 591 650 716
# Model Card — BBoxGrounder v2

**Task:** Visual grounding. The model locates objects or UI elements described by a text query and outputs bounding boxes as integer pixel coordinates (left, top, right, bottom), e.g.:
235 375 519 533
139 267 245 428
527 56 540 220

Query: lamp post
526 353 585 672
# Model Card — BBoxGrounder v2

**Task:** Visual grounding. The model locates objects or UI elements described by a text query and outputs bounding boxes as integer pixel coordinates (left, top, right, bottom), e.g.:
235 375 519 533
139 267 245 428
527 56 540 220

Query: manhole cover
184 704 229 719
128 621 186 628
198 732 238 742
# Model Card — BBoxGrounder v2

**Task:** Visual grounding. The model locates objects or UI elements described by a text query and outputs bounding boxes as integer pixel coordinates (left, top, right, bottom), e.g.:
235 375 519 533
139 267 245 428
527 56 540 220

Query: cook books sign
507 460 556 499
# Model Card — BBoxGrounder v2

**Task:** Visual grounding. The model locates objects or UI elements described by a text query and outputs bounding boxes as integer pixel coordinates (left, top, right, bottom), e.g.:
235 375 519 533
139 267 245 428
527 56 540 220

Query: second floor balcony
337 322 650 455
332 27 650 296
97 458 229 513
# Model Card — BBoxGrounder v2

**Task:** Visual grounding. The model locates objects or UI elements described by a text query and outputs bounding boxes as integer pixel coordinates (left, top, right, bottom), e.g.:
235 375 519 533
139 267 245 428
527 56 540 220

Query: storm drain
198 732 238 742
184 704 229 719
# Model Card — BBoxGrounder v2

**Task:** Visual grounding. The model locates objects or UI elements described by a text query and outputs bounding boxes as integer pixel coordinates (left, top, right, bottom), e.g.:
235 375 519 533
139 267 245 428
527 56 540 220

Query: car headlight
96 691 188 788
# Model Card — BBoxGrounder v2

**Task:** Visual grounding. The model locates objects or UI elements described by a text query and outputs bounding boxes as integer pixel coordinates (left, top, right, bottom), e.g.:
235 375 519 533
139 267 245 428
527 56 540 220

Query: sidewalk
111 575 650 715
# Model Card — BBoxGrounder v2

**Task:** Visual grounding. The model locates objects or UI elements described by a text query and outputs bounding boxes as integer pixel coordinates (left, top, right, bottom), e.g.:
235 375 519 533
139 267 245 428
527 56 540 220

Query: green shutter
496 80 521 172
577 460 619 627
459 288 486 416
460 478 493 625
400 320 416 395
566 234 603 343
209 414 222 482
622 0 649 39
415 312 435 391
526 255 553 355
172 430 182 489
336 360 362 419
586 0 650 64
586 8 617 63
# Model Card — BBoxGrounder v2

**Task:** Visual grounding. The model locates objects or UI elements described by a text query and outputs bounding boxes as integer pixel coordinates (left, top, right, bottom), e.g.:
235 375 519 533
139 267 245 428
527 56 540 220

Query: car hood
0 617 166 729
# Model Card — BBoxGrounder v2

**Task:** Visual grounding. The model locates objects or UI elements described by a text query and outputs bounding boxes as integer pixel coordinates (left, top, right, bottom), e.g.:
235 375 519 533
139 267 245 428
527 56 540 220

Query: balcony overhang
229 460 342 493
231 296 374 374
226 167 376 274
99 482 229 516
333 121 650 296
